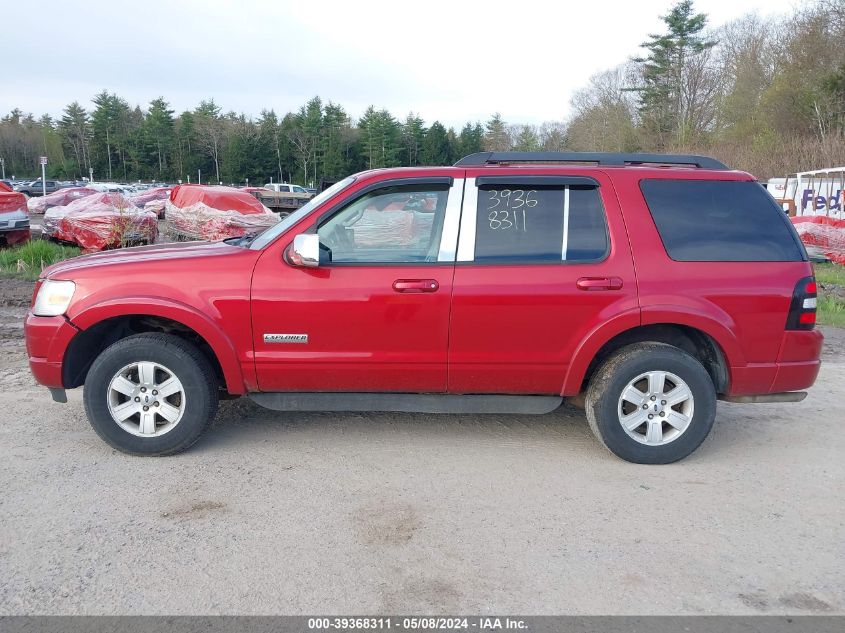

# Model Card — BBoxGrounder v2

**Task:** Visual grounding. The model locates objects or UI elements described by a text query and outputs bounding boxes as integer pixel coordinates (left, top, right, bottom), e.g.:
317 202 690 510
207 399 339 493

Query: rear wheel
83 333 219 455
585 342 716 464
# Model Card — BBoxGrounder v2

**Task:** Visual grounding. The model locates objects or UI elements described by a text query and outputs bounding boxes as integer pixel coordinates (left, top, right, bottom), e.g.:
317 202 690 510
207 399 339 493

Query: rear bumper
24 313 79 389
770 360 821 393
728 330 823 396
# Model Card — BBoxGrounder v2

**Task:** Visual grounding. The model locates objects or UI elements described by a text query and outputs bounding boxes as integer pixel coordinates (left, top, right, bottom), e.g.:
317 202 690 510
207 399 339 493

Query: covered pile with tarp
43 192 158 252
166 185 278 241
128 187 171 219
791 216 845 265
27 187 97 215
0 181 30 246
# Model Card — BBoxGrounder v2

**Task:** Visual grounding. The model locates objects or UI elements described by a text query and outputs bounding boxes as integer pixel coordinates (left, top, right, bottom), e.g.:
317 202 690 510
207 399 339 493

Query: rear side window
474 185 608 263
640 180 804 262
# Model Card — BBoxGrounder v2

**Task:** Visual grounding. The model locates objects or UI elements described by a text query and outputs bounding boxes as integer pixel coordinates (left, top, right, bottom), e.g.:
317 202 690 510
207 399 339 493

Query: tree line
567 0 845 177
1 0 843 184
0 94 568 186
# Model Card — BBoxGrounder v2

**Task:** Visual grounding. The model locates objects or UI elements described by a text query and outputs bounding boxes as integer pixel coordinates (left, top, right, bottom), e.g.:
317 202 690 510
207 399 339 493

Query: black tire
83 333 219 456
585 342 716 464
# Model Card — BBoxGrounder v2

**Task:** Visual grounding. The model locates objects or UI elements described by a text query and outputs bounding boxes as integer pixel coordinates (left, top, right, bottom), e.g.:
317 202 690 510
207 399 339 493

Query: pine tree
484 113 510 151
59 102 91 176
420 121 451 166
632 0 717 147
457 122 484 158
144 98 175 179
401 113 426 166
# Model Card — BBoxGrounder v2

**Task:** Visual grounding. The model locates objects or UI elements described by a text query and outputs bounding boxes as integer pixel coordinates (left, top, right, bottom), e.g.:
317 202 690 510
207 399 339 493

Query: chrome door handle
576 276 623 291
393 279 439 293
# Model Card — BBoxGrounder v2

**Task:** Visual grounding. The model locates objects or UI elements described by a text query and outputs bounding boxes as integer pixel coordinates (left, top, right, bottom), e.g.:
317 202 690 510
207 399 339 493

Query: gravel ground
1 278 843 615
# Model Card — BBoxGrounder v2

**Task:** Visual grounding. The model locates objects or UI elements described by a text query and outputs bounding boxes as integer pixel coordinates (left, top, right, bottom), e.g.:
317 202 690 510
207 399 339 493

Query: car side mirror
288 233 321 268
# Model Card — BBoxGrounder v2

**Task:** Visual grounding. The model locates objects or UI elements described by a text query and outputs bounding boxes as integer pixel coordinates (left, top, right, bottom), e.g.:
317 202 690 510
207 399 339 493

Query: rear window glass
640 180 804 262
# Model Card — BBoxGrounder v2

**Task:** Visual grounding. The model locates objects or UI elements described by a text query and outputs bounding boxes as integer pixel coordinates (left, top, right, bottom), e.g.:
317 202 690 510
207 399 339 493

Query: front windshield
249 176 356 250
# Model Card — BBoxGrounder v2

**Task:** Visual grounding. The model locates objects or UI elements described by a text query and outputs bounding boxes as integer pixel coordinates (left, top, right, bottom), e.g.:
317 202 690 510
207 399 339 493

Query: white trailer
767 167 845 219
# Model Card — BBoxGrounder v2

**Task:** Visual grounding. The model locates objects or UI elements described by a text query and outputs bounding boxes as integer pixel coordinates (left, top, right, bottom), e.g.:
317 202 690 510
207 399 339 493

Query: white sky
3 0 801 127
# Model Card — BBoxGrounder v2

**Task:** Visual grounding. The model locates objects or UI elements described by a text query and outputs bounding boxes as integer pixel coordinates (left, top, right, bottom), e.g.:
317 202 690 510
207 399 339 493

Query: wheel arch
64 301 247 394
564 320 734 396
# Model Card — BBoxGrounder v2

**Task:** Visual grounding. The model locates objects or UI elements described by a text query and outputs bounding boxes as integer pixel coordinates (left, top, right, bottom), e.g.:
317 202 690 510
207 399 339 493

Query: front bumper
25 313 80 389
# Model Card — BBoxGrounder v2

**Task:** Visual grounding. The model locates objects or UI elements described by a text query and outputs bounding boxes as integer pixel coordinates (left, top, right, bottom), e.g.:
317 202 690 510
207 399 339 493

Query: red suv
24 152 823 464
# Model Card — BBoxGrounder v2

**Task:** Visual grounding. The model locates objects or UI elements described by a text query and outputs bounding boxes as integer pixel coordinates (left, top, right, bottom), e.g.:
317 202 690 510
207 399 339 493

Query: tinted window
318 184 449 263
641 180 804 262
474 185 607 262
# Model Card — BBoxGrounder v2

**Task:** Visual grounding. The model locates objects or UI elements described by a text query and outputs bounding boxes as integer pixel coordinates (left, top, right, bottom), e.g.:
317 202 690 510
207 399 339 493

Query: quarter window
473 185 607 262
318 184 450 263
640 180 804 262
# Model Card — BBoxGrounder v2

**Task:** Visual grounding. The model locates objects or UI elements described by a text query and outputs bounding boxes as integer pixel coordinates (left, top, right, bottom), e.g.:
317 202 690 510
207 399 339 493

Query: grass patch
813 262 845 286
813 263 845 327
818 294 845 327
0 239 81 281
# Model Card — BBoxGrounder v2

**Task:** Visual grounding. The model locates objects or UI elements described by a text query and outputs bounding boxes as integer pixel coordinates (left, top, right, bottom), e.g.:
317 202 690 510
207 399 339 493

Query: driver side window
317 183 449 263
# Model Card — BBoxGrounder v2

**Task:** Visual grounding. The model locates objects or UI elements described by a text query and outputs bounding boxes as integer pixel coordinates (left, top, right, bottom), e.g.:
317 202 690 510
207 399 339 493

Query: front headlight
32 280 76 317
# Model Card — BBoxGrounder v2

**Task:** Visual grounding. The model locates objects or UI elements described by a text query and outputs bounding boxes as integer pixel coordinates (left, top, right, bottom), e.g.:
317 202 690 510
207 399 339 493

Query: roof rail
454 151 729 170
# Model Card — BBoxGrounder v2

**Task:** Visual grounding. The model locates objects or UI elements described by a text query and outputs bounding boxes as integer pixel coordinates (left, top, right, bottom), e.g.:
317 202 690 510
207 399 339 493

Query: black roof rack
454 151 729 170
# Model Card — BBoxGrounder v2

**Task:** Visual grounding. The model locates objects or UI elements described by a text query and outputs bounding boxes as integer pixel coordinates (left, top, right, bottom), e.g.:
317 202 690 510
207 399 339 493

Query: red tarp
791 216 845 265
0 190 31 245
166 185 278 241
27 187 98 214
43 192 158 252
0 182 12 192
128 187 171 218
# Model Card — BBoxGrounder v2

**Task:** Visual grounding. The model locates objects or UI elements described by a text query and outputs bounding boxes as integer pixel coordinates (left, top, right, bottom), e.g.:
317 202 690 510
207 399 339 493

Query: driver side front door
250 174 464 393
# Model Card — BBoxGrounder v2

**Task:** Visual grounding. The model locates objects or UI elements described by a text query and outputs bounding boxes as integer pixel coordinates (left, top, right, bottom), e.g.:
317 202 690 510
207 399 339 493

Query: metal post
198 169 201 185
89 167 93 183
1 157 5 180
41 161 47 197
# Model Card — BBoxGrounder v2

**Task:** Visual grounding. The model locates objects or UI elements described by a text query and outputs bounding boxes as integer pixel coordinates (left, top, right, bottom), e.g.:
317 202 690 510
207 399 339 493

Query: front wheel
83 333 219 455
585 342 716 464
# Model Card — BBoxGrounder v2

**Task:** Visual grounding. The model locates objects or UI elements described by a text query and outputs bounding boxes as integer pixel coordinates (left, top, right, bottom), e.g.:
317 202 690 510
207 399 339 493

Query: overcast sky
4 0 801 127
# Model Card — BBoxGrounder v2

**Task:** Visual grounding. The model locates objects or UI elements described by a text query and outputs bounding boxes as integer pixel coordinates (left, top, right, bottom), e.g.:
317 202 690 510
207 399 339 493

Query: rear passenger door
448 171 638 395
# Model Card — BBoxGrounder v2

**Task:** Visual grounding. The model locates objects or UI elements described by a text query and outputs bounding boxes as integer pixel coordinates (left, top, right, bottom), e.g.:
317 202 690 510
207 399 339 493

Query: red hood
42 240 251 279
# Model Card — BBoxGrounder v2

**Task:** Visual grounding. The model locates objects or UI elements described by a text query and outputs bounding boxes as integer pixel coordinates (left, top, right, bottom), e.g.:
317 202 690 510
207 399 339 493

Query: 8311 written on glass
486 189 538 231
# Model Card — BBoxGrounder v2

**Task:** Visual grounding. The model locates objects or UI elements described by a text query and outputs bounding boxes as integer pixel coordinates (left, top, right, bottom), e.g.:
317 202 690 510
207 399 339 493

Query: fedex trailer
767 167 845 219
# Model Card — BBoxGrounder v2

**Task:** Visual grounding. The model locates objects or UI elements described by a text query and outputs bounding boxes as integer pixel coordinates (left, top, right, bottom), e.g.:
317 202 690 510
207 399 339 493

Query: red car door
448 169 638 395
250 173 464 393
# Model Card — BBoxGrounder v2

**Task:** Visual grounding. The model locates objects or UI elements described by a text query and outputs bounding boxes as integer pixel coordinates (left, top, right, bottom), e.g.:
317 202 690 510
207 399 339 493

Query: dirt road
1 280 843 614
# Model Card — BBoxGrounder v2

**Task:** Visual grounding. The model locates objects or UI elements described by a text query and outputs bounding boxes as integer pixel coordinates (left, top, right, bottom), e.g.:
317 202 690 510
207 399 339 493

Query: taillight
786 276 817 330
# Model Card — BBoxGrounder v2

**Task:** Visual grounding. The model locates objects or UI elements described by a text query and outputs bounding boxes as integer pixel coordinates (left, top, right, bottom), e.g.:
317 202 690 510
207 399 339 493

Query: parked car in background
27 187 98 215
248 183 314 215
15 180 62 196
166 185 278 240
86 182 137 195
265 183 310 194
42 191 158 251
0 184 31 246
24 152 821 464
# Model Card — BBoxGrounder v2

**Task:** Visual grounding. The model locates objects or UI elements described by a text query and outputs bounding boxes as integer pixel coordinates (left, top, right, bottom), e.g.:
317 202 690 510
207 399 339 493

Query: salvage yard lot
0 278 843 614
